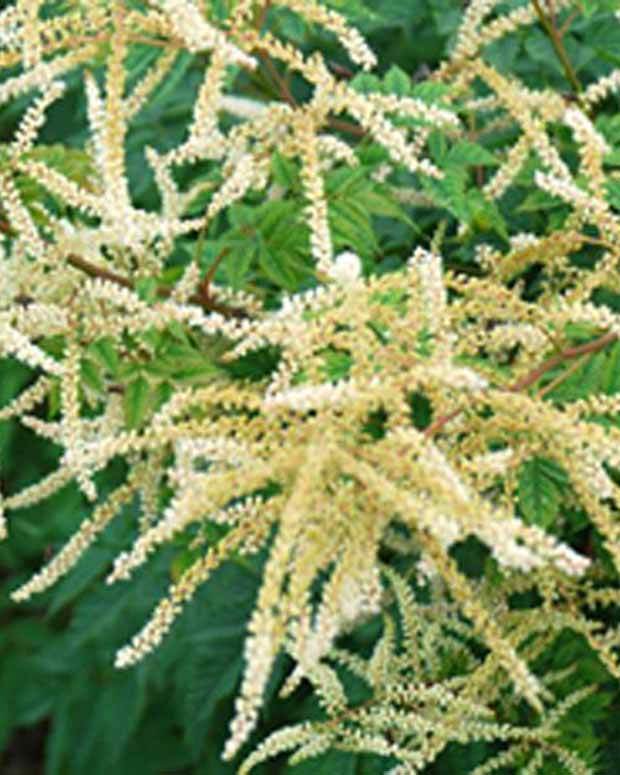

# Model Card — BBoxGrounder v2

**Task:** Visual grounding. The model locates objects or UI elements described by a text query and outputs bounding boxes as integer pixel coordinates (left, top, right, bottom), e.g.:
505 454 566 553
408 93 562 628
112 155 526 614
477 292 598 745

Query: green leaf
276 7 307 43
518 457 568 528
349 72 382 94
606 179 620 210
135 277 158 304
81 357 104 394
89 337 119 377
370 287 408 313
25 144 95 187
325 165 367 197
357 187 414 227
383 65 411 96
421 169 468 221
320 349 353 381
465 190 508 239
258 242 309 290
602 341 620 394
329 198 378 258
589 19 620 60
143 344 221 384
605 149 620 166
224 240 256 291
564 322 602 343
445 141 499 168
271 151 298 189
123 375 151 429
176 563 258 757
47 377 61 419
517 188 566 213
228 203 256 228
257 199 301 237
45 665 149 775
415 327 434 357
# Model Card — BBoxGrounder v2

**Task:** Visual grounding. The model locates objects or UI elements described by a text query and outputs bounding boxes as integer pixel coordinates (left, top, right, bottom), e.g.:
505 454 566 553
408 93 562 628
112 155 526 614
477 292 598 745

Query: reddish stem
425 331 618 437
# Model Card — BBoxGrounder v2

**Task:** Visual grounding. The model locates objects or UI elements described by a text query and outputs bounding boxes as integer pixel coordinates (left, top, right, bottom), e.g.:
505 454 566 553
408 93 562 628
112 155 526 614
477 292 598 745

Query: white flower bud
327 251 362 285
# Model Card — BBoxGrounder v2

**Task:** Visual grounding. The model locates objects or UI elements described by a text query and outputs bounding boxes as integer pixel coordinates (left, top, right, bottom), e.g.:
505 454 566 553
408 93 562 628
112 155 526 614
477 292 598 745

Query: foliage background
1 0 620 772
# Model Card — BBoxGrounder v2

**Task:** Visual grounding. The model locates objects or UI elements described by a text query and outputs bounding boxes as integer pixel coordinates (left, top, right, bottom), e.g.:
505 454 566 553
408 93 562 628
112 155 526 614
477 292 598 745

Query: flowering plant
2 0 620 772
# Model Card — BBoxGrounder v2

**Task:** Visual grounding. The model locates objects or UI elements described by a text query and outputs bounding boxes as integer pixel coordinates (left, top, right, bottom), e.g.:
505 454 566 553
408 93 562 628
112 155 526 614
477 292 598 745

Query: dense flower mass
2 0 620 772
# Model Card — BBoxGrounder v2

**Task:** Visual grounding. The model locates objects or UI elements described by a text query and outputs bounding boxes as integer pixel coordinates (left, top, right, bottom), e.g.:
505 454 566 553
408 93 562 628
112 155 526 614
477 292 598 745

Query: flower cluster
2 1 620 772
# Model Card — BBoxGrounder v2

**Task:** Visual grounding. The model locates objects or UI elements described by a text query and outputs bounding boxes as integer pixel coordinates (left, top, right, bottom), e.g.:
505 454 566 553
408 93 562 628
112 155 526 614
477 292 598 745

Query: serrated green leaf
271 151 298 189
446 141 499 168
357 187 414 227
25 144 95 187
89 337 119 377
276 6 307 42
257 199 300 237
177 563 258 757
383 65 410 96
421 168 468 221
564 322 602 343
258 242 308 290
329 199 377 257
228 203 256 228
224 241 256 291
325 165 367 197
349 72 382 94
370 287 408 312
47 377 61 419
123 375 151 429
518 457 568 528
81 357 104 394
466 190 508 239
517 189 566 213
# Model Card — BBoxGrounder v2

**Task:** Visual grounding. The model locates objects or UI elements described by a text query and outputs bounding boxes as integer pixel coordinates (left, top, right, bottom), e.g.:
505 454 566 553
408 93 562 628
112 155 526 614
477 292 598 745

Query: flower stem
532 0 582 98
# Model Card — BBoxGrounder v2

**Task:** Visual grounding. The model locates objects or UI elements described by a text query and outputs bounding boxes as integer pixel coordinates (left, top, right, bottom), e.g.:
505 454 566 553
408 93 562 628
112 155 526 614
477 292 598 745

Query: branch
532 0 582 98
66 255 248 319
510 331 617 391
66 253 133 291
424 330 618 437
2 213 247 317
0 220 247 318
256 49 366 137
258 50 297 107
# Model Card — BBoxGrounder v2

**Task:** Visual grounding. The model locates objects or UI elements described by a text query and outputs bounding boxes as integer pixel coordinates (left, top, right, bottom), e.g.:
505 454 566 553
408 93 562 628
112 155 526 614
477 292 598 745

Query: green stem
532 0 583 98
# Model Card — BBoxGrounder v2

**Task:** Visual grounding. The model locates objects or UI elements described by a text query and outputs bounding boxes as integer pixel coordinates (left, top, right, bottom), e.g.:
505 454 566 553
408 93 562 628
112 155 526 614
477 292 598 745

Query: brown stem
2 214 246 318
328 61 354 79
66 254 133 291
558 10 578 38
254 0 271 32
328 116 366 138
425 331 618 437
197 247 230 303
532 0 582 97
66 254 247 318
510 331 617 391
256 49 365 137
258 50 297 107
536 352 588 398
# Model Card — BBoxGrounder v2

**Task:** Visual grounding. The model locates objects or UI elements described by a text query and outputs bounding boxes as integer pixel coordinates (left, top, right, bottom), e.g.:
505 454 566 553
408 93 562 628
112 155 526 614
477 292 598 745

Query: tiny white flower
327 251 362 285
